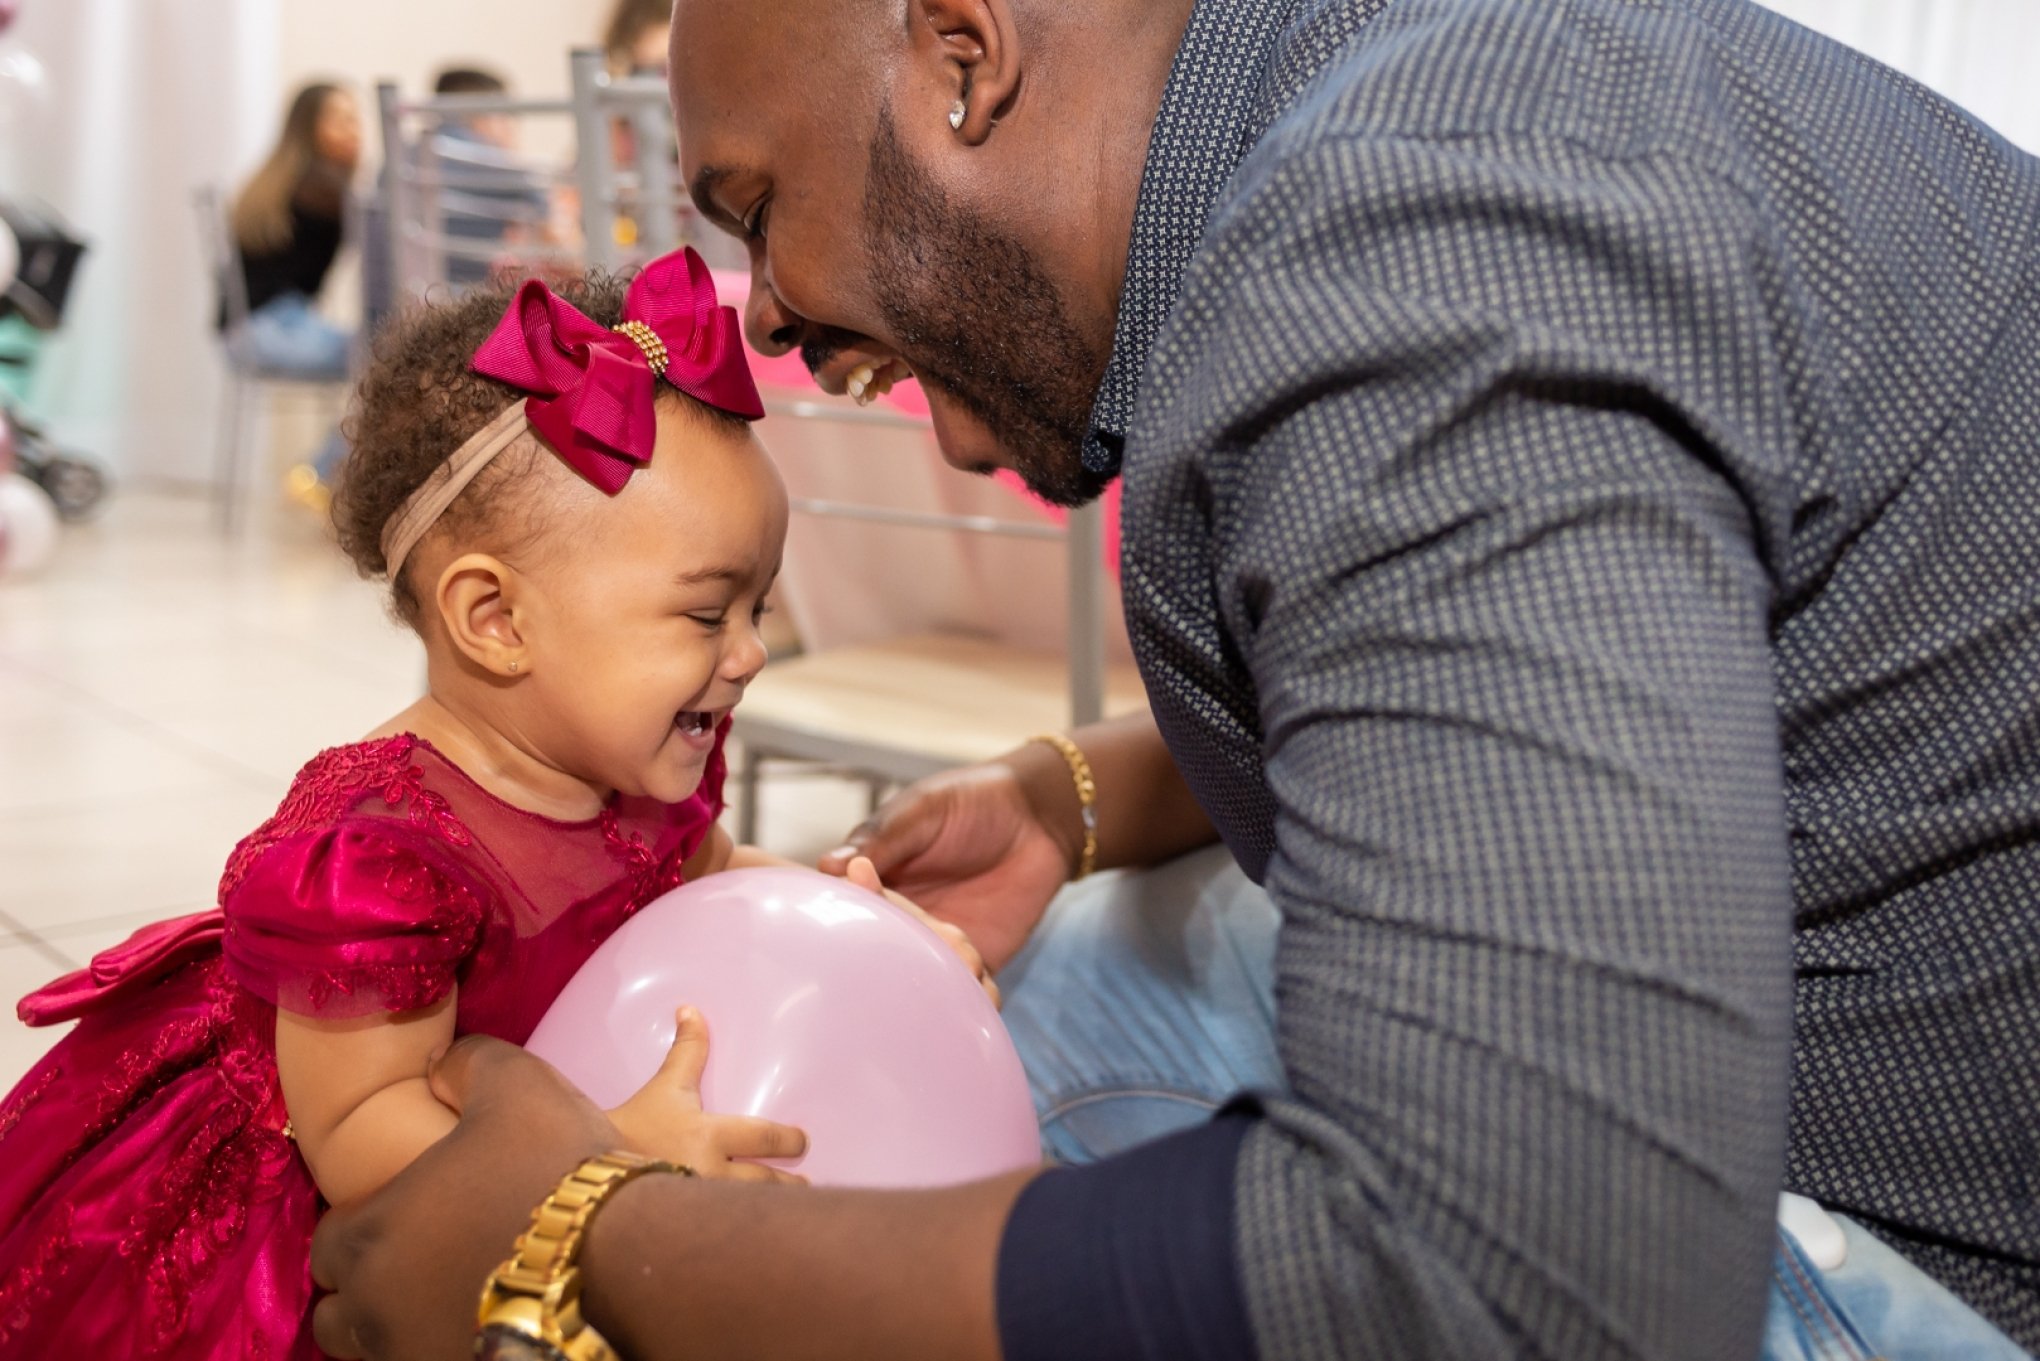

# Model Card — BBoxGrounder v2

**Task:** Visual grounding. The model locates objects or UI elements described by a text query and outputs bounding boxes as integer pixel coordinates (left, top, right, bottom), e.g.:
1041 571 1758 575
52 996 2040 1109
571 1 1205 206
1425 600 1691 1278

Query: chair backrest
374 81 579 302
194 184 255 331
758 392 1120 729
565 48 745 275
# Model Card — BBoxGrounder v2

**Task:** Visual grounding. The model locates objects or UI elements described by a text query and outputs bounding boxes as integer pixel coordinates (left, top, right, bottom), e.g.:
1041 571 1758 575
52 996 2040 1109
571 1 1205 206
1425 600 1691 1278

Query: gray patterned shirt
1086 0 2039 1353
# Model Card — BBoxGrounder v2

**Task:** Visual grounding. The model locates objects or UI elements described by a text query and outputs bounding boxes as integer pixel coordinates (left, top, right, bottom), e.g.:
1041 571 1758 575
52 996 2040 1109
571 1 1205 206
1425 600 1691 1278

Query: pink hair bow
469 247 765 494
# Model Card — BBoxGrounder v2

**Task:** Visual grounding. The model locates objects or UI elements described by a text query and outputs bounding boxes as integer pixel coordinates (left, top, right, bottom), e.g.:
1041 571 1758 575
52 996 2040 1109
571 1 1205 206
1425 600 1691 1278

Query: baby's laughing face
513 401 787 805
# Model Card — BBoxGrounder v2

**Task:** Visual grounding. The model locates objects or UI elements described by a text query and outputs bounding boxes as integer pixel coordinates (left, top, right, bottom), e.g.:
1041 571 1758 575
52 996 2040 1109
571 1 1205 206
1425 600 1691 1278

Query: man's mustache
799 326 870 379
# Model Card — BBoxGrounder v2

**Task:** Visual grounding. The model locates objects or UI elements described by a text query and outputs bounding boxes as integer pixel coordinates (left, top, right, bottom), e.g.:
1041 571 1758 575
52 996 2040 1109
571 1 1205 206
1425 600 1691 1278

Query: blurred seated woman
224 81 361 379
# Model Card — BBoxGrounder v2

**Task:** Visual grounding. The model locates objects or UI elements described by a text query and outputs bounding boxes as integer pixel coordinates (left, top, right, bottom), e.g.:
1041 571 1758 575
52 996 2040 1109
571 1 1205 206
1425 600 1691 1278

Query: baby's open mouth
675 710 715 736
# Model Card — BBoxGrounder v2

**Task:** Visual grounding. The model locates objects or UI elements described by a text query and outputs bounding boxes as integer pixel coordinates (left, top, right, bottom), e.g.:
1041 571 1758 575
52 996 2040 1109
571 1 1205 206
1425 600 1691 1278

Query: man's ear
912 0 1018 145
432 553 530 678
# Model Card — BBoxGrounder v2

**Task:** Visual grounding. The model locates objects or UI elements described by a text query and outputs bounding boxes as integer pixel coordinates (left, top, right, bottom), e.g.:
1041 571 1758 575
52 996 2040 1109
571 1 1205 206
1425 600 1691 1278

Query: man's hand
819 716 1219 972
309 1037 621 1360
819 758 1075 972
310 1031 1035 1361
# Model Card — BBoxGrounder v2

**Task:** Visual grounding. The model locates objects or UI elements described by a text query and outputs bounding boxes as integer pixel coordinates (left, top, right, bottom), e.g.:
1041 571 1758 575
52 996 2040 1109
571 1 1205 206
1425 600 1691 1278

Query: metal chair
727 396 1147 842
374 82 582 305
194 185 351 534
562 48 743 275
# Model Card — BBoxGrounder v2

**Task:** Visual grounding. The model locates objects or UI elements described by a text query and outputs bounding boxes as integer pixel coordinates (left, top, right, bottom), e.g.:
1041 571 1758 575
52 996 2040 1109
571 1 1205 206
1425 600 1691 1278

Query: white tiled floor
0 490 869 1092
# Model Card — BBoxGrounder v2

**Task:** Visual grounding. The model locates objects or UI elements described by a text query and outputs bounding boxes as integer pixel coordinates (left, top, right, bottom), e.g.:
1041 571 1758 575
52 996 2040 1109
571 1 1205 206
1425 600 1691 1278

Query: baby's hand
606 1006 809 1182
846 856 1002 1010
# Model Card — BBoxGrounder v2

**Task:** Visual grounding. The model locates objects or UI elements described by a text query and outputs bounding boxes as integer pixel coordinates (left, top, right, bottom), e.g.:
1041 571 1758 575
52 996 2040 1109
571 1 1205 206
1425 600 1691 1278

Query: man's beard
845 104 1114 509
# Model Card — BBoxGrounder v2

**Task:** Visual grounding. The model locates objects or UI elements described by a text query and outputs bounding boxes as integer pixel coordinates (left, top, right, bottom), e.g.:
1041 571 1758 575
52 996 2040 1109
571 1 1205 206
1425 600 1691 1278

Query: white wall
1 0 280 482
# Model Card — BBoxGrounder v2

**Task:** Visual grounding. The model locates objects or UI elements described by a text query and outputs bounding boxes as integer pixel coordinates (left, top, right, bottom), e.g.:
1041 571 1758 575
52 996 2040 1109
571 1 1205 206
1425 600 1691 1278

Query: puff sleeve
221 820 490 1019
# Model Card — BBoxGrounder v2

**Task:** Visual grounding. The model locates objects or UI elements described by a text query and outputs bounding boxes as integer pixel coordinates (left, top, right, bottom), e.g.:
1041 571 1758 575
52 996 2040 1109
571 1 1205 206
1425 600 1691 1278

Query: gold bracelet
1030 732 1097 880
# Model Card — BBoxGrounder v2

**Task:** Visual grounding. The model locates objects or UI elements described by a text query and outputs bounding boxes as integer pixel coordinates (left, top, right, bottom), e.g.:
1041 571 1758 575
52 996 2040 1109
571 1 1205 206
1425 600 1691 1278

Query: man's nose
743 274 804 358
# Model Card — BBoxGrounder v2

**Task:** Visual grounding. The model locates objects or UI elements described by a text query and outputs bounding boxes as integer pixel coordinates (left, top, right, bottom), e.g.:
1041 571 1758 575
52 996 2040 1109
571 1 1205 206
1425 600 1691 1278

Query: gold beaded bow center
612 320 670 379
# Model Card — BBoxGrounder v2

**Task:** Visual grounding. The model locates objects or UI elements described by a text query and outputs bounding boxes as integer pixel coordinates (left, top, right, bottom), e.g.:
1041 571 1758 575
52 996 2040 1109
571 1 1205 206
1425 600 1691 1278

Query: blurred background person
223 81 360 383
223 80 361 503
424 65 558 289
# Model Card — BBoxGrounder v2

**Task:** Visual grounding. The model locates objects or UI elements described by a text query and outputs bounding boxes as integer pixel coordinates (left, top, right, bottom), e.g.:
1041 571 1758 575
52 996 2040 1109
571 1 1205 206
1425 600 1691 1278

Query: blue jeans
226 293 351 379
1767 1210 2030 1360
998 845 2031 1360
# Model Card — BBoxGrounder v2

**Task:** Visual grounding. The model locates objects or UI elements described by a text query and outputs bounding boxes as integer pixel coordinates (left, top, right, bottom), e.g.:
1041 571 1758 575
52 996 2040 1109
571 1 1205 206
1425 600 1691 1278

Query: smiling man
674 0 1169 511
309 0 2040 1357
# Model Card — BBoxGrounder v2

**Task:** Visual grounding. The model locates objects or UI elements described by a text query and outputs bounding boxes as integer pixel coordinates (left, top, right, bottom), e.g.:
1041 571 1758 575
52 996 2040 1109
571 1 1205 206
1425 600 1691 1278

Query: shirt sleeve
222 819 489 1019
1124 115 1800 1358
997 1109 1259 1361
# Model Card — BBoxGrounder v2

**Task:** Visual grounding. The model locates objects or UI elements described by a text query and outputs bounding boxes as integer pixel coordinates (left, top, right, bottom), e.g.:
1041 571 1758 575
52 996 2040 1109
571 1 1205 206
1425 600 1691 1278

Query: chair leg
865 778 887 818
214 370 243 535
737 745 763 845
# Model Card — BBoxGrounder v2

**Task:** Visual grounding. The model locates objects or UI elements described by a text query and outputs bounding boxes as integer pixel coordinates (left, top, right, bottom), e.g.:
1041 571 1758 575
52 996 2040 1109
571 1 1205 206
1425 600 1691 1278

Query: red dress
0 732 726 1359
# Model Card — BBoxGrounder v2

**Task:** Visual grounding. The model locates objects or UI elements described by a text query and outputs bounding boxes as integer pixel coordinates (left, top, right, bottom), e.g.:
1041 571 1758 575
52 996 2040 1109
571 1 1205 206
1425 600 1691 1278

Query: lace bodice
219 731 727 1043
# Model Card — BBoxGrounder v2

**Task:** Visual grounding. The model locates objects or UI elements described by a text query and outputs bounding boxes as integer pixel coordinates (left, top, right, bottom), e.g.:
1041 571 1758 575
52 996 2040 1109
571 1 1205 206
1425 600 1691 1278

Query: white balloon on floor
0 471 59 577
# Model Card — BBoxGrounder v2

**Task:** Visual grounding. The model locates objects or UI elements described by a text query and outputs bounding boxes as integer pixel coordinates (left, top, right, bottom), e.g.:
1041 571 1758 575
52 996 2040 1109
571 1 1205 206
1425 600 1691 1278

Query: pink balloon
526 867 1042 1188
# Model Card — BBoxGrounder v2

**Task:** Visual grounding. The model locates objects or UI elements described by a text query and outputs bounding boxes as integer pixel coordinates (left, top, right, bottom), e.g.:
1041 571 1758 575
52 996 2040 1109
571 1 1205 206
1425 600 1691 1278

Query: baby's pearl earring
948 100 966 131
507 661 520 674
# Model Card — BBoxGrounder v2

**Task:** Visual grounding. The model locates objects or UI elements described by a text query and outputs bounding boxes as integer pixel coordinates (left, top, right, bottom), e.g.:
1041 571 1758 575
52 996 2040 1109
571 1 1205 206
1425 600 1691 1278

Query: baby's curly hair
332 270 744 630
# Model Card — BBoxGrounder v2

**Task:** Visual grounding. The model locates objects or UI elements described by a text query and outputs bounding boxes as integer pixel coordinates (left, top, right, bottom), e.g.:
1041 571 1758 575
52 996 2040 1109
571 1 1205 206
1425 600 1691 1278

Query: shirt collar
1081 0 1307 476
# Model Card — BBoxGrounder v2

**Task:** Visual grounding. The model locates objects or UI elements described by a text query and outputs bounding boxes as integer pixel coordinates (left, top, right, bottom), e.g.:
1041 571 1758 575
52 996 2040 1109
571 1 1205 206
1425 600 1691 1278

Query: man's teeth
846 361 910 406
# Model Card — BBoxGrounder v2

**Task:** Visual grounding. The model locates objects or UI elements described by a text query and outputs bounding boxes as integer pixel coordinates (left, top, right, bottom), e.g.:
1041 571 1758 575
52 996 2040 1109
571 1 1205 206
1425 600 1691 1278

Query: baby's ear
433 553 528 678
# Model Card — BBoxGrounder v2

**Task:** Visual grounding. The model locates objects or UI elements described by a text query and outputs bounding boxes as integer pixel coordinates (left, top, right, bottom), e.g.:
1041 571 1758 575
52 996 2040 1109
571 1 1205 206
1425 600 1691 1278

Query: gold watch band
1030 732 1098 880
476 1150 694 1360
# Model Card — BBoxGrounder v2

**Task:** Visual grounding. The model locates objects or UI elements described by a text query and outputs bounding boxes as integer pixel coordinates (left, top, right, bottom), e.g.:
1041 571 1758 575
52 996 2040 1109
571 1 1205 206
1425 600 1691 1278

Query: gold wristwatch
473 1150 691 1361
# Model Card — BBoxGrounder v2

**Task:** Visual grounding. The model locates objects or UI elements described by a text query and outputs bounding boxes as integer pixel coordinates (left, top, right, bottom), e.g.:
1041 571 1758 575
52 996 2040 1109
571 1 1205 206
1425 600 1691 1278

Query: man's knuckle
354 1313 391 1358
326 1214 379 1271
311 1297 349 1353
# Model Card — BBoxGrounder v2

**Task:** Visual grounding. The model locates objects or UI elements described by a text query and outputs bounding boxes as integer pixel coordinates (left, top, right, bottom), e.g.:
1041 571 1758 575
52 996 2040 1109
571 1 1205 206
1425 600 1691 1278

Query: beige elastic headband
379 402 532 583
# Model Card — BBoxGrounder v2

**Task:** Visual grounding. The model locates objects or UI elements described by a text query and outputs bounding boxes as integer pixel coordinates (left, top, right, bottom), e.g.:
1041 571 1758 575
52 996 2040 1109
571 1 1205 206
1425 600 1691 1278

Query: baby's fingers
847 856 999 1005
929 919 986 977
649 1006 710 1094
708 1113 809 1162
715 1161 810 1186
845 855 885 895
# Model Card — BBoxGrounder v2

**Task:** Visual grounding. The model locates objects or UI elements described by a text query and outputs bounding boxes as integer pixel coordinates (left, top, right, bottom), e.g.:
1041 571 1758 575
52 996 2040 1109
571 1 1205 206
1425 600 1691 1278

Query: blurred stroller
0 197 106 520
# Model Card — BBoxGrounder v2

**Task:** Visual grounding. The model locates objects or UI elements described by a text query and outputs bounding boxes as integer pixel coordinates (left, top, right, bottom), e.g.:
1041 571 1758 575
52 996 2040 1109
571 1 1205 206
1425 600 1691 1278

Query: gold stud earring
948 101 966 131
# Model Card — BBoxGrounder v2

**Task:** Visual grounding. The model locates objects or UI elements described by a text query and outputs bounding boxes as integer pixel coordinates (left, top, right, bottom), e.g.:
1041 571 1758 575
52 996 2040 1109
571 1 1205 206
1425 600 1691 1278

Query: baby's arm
275 993 460 1208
